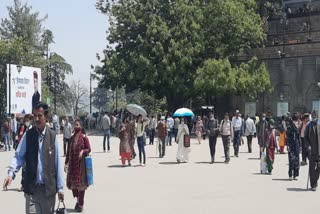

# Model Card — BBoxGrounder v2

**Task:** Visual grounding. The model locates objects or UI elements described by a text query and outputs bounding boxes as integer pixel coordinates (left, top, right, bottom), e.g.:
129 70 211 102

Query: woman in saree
118 114 132 167
266 119 276 175
176 117 190 163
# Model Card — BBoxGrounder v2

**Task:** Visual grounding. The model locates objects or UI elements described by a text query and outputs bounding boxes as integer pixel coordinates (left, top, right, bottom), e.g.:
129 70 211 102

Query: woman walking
136 114 149 166
176 117 190 163
65 119 91 212
118 115 132 167
195 116 203 144
286 116 300 180
279 116 287 154
266 119 276 175
3 120 10 151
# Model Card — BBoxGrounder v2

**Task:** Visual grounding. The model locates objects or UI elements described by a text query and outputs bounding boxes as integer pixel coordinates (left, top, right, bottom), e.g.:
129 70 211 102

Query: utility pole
53 64 57 114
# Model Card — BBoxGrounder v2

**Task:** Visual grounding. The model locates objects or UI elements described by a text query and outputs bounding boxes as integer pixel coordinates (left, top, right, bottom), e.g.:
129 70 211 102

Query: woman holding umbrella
176 117 190 163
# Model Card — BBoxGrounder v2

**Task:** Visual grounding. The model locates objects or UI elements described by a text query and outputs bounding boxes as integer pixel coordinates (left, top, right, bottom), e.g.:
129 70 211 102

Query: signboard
7 64 41 116
277 102 289 117
245 102 256 117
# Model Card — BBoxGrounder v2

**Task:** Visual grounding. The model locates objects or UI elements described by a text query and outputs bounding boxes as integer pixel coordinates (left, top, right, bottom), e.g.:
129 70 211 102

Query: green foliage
96 0 272 110
0 0 73 116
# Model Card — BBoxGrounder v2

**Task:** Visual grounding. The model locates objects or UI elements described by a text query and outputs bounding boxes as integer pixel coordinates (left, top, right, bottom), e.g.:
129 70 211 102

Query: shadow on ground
159 162 182 165
194 161 225 164
272 178 292 181
287 188 309 192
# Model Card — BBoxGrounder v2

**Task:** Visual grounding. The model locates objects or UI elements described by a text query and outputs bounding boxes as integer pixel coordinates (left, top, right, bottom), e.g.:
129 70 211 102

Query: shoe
301 161 307 166
128 162 131 166
293 177 298 181
103 150 106 153
177 159 180 163
75 205 83 212
289 177 293 181
75 202 79 211
310 187 317 191
211 158 214 164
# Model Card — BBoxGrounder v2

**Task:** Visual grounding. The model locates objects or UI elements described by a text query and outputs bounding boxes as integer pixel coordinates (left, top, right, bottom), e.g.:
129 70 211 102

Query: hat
161 116 165 120
235 110 240 113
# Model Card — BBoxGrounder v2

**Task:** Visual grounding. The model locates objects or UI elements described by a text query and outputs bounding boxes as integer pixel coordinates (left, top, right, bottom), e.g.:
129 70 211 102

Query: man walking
101 111 111 152
166 114 174 146
232 110 242 157
3 102 64 213
304 111 320 191
156 116 167 158
220 113 233 163
244 115 256 153
257 113 269 156
63 117 72 156
149 115 157 145
11 113 17 147
207 112 219 163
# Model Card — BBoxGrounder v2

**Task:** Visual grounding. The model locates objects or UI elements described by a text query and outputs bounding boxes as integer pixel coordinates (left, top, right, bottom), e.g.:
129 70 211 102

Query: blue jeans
103 129 110 151
4 133 10 151
137 136 146 164
167 129 173 145
233 130 241 156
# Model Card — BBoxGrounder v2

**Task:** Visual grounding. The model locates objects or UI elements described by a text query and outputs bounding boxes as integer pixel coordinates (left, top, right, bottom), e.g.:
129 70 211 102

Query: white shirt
231 116 242 131
149 118 157 129
11 118 17 132
63 122 72 139
244 118 256 136
166 117 174 129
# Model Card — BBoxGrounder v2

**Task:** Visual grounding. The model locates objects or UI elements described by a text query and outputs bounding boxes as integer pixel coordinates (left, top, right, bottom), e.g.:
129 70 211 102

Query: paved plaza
0 133 319 214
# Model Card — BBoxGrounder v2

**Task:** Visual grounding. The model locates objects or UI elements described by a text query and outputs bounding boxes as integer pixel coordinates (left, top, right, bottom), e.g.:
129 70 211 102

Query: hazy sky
0 0 107 88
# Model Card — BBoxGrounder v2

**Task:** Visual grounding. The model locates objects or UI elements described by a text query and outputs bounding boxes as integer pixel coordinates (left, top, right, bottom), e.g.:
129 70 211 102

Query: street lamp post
90 65 94 114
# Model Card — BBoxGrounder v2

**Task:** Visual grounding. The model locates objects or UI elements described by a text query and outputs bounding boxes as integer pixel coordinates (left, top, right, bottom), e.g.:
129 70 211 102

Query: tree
96 0 272 111
0 0 73 117
68 81 89 117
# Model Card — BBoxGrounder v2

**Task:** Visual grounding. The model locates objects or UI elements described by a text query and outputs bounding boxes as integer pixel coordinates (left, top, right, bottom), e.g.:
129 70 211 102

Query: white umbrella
127 104 147 117
173 107 194 117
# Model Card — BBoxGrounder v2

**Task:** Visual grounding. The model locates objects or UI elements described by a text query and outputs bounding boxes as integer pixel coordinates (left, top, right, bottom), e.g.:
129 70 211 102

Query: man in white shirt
244 115 256 153
63 117 72 156
166 114 174 146
101 112 111 152
231 110 242 157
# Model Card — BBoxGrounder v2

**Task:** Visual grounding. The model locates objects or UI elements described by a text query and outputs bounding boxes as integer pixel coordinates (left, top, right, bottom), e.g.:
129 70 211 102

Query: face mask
75 127 81 132
262 117 266 121
25 122 30 127
181 121 185 124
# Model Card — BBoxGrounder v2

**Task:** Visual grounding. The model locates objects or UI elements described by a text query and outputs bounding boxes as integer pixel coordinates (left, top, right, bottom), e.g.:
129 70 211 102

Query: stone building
238 0 320 117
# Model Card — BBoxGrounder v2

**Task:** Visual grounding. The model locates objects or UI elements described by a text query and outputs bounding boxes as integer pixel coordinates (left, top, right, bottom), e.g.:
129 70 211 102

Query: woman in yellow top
279 116 287 154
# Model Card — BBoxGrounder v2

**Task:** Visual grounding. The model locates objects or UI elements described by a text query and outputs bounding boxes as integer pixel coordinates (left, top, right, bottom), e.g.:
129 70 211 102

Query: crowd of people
1 102 320 214
95 108 320 193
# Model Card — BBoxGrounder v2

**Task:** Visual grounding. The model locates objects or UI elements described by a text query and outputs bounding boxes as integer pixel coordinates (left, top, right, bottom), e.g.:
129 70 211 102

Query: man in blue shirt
3 102 64 213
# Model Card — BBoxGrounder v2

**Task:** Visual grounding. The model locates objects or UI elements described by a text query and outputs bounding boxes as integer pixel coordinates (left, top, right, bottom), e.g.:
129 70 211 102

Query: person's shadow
287 188 308 192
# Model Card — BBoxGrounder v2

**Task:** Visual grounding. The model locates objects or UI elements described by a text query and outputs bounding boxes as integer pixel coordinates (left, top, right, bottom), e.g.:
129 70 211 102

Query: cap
235 110 240 113
161 116 165 120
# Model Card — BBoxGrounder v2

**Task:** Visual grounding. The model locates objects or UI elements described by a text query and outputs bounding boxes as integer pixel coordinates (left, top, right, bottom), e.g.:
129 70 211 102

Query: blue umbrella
173 108 194 117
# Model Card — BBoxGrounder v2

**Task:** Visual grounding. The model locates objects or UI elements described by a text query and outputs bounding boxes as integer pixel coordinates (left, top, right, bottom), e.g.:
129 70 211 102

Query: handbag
56 201 68 214
183 134 190 147
85 156 94 186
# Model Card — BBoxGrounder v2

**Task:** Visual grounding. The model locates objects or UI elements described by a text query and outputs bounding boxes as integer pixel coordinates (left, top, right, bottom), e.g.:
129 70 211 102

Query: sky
0 0 108 88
